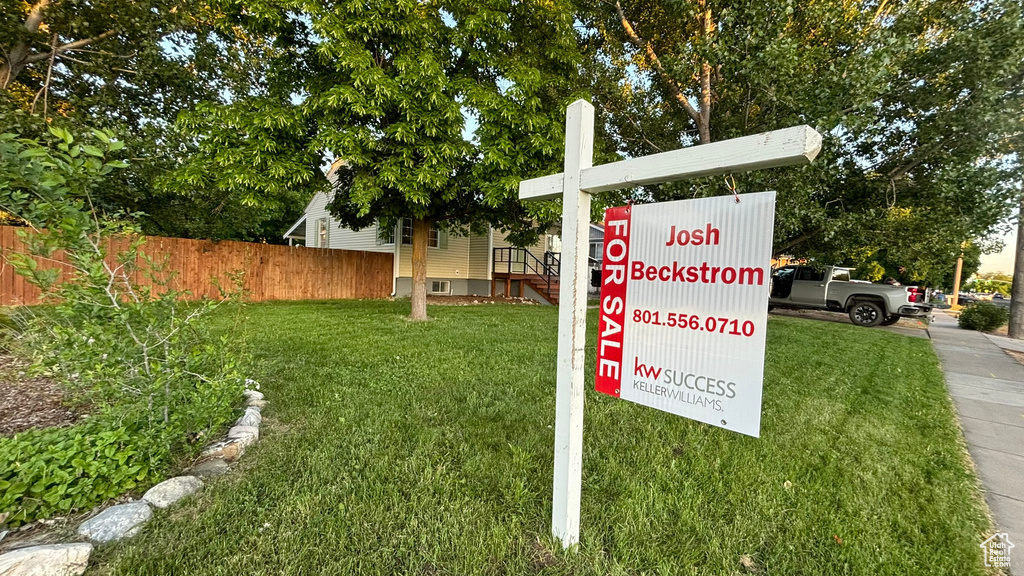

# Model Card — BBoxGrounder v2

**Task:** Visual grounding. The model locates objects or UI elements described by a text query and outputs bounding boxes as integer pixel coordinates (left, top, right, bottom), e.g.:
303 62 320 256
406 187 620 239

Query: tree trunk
696 0 714 144
613 1 711 143
698 61 712 144
1 0 50 90
2 38 33 91
0 60 20 90
409 217 430 321
1008 192 1024 339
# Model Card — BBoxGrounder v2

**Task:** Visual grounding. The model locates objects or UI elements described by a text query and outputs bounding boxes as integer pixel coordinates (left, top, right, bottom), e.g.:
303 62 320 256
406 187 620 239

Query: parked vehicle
770 265 932 327
957 293 984 306
956 293 1009 307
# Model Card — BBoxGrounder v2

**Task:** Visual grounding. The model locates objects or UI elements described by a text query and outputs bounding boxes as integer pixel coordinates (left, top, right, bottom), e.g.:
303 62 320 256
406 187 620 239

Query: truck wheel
880 316 900 326
849 301 884 327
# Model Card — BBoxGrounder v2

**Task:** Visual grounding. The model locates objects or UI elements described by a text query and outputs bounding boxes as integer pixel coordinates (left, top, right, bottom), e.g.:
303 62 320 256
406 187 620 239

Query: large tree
1011 193 1024 338
584 0 1024 282
0 0 310 242
318 0 585 320
170 0 586 320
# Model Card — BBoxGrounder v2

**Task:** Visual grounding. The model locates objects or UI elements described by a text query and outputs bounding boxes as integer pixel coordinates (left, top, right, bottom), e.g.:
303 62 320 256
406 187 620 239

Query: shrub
0 128 250 526
957 302 1009 332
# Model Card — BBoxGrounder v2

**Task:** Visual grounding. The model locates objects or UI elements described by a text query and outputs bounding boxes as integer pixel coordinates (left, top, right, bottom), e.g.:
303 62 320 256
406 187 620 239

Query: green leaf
48 126 73 145
81 145 105 158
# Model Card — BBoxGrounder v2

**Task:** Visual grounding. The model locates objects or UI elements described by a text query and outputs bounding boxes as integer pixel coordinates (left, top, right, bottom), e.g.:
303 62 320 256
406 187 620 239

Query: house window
430 280 451 294
400 218 446 248
377 221 395 245
401 219 413 245
589 241 604 262
316 218 329 248
796 267 825 282
547 234 562 254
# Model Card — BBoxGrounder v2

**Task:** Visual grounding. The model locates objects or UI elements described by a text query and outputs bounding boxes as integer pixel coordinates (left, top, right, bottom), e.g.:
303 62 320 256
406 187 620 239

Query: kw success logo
631 358 737 412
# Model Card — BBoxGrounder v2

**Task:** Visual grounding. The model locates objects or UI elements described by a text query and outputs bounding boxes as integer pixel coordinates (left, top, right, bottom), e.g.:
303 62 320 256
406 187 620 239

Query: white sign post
520 99 822 549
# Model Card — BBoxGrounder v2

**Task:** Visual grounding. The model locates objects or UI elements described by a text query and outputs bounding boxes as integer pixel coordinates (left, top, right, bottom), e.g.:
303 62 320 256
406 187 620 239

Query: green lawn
90 301 991 575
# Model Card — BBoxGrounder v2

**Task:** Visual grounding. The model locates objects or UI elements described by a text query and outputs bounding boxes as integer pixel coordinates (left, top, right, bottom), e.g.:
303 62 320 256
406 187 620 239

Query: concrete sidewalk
928 310 1024 543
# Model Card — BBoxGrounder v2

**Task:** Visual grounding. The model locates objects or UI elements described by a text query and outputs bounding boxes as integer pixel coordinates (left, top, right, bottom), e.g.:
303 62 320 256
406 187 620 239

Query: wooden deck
491 272 559 304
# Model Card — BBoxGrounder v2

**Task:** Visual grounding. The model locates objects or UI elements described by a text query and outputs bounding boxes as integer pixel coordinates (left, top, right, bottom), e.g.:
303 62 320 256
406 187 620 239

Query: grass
90 301 992 575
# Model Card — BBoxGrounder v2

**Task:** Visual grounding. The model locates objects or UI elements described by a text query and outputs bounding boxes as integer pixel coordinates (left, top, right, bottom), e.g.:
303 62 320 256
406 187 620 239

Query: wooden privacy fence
0 226 394 306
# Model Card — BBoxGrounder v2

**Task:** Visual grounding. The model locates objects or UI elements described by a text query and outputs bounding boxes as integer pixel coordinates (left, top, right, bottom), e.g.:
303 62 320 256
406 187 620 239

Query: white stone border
0 387 267 575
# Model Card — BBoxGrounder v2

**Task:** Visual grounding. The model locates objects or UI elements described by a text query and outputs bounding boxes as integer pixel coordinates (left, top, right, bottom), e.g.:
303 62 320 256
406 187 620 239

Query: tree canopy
584 0 1024 284
966 271 1013 296
3 0 1021 295
167 0 587 318
0 0 309 241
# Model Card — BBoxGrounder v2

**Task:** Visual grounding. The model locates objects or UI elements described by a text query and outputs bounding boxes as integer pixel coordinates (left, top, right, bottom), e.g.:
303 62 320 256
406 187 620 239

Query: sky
978 226 1019 275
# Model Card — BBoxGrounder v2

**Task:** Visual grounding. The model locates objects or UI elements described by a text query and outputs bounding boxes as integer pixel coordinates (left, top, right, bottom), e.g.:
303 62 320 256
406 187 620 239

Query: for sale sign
595 192 776 437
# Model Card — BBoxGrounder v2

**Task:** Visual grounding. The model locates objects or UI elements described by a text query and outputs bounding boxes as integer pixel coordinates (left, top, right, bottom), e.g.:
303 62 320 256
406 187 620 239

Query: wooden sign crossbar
520 124 822 200
521 99 823 549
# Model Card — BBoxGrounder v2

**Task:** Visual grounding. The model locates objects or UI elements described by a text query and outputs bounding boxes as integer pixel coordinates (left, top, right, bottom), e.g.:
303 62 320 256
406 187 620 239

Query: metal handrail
492 247 560 297
544 251 561 275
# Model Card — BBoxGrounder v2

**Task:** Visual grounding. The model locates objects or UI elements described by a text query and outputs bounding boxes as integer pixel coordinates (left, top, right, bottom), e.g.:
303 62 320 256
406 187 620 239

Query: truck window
831 269 851 282
796 267 825 282
772 267 796 280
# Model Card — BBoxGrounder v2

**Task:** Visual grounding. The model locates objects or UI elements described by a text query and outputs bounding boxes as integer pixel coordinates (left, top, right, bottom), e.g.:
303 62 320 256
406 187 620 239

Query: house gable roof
283 214 307 240
287 158 346 237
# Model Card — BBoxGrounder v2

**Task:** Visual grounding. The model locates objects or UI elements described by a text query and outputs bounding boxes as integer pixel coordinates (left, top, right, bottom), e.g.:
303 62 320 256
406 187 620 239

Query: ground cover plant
91 301 991 575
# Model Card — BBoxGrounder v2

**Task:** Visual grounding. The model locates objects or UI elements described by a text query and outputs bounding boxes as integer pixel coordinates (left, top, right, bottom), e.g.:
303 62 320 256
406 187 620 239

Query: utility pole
950 246 965 309
1009 190 1024 339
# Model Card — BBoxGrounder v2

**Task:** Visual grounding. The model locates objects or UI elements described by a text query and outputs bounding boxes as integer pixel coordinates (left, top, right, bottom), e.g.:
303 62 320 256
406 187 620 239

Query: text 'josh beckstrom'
627 223 766 286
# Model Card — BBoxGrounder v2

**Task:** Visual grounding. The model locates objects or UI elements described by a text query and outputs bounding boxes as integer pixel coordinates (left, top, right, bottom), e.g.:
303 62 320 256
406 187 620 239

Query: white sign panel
595 192 776 437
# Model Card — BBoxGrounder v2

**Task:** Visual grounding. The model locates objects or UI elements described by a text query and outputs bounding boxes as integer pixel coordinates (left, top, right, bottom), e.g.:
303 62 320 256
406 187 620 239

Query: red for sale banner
595 205 632 397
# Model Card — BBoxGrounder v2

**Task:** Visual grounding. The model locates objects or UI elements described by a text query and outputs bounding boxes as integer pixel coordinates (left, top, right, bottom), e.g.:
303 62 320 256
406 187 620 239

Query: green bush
0 421 158 526
0 300 245 527
0 129 250 527
19 292 248 464
957 302 1009 332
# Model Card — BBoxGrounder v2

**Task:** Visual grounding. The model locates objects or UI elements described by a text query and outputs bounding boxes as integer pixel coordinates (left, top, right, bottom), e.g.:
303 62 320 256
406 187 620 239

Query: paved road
929 310 1024 546
769 308 930 339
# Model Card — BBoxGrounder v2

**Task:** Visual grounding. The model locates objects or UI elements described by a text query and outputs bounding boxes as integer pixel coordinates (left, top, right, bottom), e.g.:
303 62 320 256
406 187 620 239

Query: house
283 161 582 304
587 223 605 294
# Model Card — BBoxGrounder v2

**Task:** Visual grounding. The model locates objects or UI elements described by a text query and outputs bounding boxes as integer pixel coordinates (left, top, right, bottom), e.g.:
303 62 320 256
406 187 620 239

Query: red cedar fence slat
0 226 393 306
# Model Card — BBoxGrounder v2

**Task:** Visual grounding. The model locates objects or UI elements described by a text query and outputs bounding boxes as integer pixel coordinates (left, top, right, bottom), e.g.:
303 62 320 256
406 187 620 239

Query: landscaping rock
187 458 230 478
227 425 259 446
77 502 151 544
142 476 203 509
242 389 264 402
235 406 262 427
200 440 245 462
0 543 92 576
246 399 268 409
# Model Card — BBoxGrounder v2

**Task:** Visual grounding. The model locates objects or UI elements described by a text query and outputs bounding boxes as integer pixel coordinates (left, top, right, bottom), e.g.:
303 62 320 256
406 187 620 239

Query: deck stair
492 248 560 304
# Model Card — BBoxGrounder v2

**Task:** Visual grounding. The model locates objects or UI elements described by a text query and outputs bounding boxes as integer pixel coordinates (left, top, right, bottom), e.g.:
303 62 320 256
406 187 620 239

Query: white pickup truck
769 265 932 327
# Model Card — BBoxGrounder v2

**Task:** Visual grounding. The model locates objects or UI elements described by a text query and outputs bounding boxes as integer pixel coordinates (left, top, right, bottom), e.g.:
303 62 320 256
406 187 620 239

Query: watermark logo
981 532 1013 569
